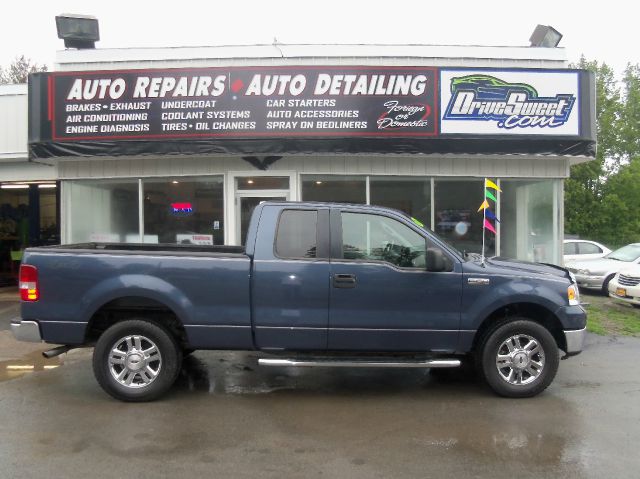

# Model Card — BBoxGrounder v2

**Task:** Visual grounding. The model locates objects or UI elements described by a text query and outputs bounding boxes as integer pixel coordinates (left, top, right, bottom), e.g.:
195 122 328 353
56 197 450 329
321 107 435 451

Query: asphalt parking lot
1 289 640 478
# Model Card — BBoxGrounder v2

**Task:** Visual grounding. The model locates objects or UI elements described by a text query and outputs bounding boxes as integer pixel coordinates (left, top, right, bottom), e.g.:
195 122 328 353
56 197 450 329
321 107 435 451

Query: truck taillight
19 265 39 301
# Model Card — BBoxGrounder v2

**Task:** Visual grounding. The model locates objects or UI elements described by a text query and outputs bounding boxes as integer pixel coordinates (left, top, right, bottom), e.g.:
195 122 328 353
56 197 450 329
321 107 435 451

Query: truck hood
466 256 570 281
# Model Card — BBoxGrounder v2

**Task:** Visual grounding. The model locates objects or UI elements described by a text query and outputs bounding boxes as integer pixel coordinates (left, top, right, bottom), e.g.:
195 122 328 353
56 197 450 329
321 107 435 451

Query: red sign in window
171 202 193 214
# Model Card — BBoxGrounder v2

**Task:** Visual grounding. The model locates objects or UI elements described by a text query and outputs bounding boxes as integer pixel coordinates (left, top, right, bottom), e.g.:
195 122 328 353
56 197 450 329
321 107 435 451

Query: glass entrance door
238 195 286 245
228 174 295 245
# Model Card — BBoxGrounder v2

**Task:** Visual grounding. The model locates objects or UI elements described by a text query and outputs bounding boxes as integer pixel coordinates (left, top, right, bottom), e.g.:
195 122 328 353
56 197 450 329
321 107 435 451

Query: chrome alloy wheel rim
108 335 162 388
495 334 545 386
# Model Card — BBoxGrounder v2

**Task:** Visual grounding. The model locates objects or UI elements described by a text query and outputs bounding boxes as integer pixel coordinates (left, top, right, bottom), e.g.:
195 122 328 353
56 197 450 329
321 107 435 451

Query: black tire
602 275 615 296
476 318 559 398
93 319 183 402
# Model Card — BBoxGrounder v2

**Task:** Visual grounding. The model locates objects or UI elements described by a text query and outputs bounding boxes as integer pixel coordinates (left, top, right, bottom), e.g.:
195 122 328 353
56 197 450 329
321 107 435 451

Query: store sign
46 66 438 141
440 69 580 135
28 66 595 159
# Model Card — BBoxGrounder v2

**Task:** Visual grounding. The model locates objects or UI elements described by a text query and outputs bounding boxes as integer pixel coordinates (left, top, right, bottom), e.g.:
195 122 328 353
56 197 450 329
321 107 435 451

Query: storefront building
0 85 59 284
5 44 596 274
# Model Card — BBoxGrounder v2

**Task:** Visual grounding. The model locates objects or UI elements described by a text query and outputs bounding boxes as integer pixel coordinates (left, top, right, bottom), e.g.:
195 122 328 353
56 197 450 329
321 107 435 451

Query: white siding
0 161 57 181
58 155 570 180
55 44 568 71
0 84 28 161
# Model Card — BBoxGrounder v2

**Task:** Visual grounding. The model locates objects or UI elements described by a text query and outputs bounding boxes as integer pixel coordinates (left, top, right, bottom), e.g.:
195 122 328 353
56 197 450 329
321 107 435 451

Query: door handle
333 273 357 288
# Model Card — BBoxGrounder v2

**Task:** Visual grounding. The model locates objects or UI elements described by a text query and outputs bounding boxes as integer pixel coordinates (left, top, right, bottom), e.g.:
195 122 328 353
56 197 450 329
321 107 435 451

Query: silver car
563 239 611 263
566 243 640 293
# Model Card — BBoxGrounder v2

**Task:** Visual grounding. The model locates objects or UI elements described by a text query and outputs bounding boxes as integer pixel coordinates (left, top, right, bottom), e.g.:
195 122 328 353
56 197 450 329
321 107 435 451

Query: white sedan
563 239 611 263
565 243 640 293
608 265 640 308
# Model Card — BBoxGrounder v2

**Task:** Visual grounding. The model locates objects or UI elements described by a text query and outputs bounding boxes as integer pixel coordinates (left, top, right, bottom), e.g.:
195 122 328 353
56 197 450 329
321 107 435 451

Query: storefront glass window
301 176 366 204
369 177 431 228
237 176 289 190
434 179 494 256
501 179 559 264
143 177 224 245
39 187 59 244
66 180 139 243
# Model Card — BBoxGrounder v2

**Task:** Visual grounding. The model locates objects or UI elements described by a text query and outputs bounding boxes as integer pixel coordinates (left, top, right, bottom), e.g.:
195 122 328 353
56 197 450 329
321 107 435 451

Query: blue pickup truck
11 201 586 401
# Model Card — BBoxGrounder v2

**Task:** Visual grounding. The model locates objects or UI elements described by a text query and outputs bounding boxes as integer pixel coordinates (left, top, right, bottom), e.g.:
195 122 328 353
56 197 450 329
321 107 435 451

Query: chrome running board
258 358 461 368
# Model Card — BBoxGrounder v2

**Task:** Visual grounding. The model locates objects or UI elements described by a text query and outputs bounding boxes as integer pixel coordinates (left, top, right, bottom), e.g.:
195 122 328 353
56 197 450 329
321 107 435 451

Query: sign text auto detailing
53 67 438 140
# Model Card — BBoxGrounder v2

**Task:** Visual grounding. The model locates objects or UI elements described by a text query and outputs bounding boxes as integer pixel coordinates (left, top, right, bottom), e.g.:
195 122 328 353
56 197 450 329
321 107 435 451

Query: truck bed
34 242 246 257
20 242 253 347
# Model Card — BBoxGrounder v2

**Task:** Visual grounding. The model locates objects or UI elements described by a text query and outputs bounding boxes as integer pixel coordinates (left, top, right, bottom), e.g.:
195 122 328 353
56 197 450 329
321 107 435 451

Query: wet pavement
1 292 639 478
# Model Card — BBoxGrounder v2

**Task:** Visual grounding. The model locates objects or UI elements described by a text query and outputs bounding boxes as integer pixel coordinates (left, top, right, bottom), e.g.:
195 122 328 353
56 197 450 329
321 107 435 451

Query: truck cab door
328 208 462 352
251 206 330 351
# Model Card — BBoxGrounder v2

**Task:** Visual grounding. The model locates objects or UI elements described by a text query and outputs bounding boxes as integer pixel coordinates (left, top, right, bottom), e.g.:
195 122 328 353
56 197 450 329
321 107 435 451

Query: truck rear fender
81 275 192 343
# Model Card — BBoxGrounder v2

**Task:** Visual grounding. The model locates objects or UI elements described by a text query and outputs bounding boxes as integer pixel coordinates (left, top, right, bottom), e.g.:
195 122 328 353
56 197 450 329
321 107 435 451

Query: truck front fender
462 279 567 332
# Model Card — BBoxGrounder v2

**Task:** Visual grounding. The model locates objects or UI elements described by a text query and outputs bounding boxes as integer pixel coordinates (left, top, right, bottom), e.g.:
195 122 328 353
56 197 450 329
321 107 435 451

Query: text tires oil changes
477 318 559 398
93 319 183 401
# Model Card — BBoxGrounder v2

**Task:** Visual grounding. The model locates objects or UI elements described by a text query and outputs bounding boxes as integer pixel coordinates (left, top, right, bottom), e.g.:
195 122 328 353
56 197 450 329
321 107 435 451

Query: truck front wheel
477 319 559 398
92 319 183 402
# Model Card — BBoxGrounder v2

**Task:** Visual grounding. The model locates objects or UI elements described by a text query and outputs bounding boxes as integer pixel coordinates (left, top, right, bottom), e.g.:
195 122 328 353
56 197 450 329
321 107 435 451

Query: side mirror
426 247 447 272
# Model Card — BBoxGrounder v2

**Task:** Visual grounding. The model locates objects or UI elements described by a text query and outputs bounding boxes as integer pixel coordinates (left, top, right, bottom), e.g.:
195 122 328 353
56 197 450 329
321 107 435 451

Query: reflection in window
434 179 494 256
341 212 426 268
66 180 139 243
370 177 431 229
143 177 224 245
302 176 366 204
275 210 317 258
501 180 559 264
564 242 577 255
578 242 601 255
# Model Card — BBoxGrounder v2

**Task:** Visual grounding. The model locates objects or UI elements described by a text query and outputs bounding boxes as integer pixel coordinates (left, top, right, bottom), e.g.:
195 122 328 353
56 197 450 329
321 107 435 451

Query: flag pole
481 178 486 265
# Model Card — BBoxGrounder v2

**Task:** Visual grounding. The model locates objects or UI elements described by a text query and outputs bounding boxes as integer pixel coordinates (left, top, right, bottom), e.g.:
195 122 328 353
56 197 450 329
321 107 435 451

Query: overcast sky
0 0 634 76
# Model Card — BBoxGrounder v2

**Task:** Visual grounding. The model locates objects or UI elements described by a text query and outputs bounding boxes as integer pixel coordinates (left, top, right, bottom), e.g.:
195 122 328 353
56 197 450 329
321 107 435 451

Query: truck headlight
568 284 580 306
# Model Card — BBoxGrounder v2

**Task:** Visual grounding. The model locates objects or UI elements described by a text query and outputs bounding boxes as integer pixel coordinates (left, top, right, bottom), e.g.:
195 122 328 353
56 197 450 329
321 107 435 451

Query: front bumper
608 277 640 306
608 293 640 306
10 320 42 343
574 273 606 290
564 327 586 354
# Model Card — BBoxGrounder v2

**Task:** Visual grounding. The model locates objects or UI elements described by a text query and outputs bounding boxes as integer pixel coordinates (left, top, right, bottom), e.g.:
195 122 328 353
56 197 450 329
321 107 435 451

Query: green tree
0 55 48 84
599 160 640 245
619 64 640 162
565 59 640 248
564 58 622 239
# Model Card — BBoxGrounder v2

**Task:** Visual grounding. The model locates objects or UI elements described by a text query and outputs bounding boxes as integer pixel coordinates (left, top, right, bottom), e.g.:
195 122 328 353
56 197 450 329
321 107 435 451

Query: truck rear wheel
477 318 559 398
92 319 182 402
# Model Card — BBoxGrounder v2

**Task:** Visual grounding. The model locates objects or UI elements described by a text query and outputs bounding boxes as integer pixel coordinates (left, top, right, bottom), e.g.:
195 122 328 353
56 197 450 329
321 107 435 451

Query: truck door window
341 212 426 268
275 210 318 259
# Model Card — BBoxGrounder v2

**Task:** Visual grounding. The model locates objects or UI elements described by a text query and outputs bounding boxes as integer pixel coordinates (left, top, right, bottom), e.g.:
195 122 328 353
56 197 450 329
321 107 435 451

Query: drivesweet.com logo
443 75 576 129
